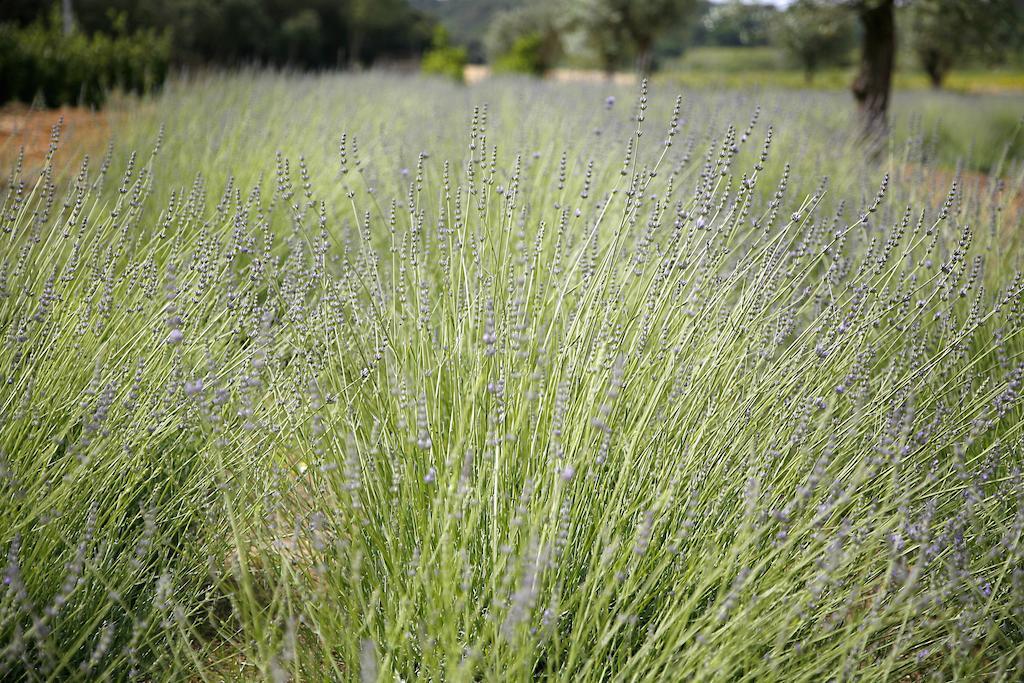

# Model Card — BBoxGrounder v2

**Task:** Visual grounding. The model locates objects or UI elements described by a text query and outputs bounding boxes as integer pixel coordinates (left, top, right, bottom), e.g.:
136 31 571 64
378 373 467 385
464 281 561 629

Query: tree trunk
601 51 617 80
348 30 363 69
851 0 895 138
62 0 74 36
635 39 653 76
922 51 946 89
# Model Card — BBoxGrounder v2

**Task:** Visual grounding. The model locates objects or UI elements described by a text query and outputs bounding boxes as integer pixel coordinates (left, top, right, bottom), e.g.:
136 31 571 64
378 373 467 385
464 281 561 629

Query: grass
1 70 1024 681
665 46 1024 94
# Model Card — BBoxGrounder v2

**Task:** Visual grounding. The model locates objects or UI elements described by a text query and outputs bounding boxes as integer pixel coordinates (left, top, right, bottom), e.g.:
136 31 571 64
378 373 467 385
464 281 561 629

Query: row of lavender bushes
0 73 1023 680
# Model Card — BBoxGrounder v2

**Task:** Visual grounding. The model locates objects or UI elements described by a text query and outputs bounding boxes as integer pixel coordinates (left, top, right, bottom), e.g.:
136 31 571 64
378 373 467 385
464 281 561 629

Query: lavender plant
1 72 1023 681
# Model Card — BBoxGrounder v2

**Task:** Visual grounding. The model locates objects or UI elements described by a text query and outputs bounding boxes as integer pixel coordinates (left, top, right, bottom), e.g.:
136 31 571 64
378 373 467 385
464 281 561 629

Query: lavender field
2 72 1024 680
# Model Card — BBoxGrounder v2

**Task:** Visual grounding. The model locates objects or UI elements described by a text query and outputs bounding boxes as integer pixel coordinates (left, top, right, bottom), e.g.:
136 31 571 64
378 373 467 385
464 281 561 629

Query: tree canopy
562 0 699 74
486 5 563 75
773 0 855 83
905 0 1023 88
0 0 436 68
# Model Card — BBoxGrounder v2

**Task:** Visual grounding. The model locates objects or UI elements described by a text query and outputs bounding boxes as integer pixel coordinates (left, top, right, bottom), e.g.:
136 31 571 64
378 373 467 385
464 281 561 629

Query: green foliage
346 0 437 67
560 0 629 74
4 72 1024 680
421 26 468 81
773 0 855 83
492 34 549 75
0 19 170 107
487 5 563 75
563 0 699 73
5 0 436 70
905 0 1023 88
279 9 324 67
411 0 519 61
696 0 777 47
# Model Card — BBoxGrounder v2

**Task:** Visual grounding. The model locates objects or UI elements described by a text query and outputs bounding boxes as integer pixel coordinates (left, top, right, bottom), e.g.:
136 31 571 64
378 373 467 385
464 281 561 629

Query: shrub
486 6 562 76
493 34 550 76
0 20 170 108
1 72 1023 680
421 26 467 82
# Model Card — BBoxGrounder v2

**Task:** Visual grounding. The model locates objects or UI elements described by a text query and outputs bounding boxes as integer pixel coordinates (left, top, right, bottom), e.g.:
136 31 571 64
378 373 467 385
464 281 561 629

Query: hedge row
0 22 171 108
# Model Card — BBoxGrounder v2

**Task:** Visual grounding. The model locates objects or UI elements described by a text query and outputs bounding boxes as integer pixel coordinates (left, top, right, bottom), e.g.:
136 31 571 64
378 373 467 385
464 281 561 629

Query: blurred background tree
409 0 516 63
560 0 632 77
562 0 699 75
2 0 1023 116
773 0 855 83
0 4 170 106
697 0 775 47
0 0 435 70
849 0 895 136
904 0 1023 89
486 4 563 76
421 25 468 81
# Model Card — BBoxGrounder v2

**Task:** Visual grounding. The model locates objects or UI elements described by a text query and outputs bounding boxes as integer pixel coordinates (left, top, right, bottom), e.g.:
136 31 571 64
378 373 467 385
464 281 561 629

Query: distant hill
409 0 518 60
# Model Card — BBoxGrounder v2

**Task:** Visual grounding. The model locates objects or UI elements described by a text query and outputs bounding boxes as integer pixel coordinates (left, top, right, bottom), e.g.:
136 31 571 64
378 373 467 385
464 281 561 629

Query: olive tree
565 0 698 76
485 5 562 75
845 0 896 137
774 0 855 83
907 0 1022 89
